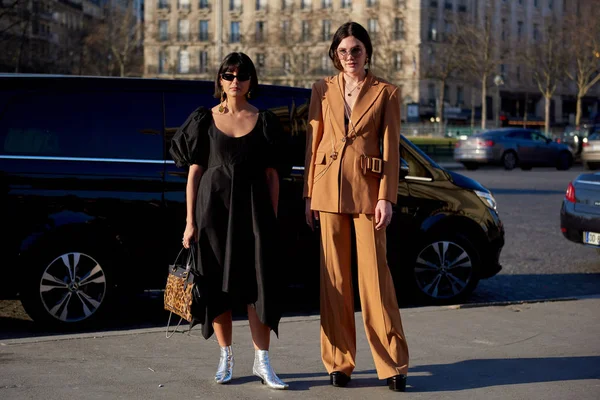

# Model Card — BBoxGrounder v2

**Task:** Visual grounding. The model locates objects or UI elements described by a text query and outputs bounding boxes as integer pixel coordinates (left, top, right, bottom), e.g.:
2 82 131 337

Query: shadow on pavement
1 274 599 341
409 356 600 392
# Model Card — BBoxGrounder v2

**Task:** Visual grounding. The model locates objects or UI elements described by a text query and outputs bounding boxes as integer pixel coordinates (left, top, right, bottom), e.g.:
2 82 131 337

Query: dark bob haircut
213 52 259 99
328 22 373 72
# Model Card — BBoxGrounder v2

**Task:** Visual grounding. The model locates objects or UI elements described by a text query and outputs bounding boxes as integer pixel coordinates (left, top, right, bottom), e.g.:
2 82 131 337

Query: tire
462 162 479 171
502 151 518 170
20 236 114 329
556 151 572 170
410 234 480 304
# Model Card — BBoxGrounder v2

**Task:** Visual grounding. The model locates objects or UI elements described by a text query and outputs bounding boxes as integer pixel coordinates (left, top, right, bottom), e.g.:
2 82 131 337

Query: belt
360 155 383 175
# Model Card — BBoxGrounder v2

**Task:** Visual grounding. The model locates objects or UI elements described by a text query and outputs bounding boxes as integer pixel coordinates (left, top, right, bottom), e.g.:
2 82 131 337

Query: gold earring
218 92 225 113
247 90 252 99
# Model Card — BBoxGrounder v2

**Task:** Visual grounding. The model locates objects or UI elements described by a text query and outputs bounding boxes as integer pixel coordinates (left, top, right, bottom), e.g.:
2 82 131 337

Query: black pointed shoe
330 371 351 387
387 374 407 392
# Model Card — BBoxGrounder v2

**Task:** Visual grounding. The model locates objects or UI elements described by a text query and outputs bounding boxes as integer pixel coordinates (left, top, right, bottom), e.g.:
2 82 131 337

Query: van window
0 91 163 160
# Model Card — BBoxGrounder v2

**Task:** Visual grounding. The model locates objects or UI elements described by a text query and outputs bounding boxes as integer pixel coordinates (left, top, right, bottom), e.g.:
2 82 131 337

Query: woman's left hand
375 199 393 230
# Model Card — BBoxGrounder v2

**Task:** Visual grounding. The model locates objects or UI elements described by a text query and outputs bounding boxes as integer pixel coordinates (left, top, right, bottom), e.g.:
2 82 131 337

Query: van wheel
20 239 114 329
502 151 518 170
411 234 480 304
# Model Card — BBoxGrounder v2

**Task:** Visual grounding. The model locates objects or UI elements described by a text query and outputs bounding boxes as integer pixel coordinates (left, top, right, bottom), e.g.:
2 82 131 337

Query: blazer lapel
323 72 346 134
351 71 386 128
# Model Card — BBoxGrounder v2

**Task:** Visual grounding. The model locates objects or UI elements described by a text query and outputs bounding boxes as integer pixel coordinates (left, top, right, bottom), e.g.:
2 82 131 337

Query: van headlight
475 190 497 211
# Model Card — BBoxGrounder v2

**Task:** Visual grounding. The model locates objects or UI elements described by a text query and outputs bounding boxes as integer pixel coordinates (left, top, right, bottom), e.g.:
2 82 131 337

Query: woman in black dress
170 52 288 390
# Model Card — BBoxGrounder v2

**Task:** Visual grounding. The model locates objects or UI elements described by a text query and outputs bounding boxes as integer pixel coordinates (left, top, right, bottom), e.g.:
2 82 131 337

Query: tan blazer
303 71 401 214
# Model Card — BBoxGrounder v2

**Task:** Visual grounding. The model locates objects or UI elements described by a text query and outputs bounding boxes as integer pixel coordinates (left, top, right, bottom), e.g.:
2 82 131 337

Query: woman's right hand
305 198 319 231
182 222 197 249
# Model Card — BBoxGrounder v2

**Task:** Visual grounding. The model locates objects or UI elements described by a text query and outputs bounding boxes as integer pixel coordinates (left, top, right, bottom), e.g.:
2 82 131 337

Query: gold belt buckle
371 157 382 174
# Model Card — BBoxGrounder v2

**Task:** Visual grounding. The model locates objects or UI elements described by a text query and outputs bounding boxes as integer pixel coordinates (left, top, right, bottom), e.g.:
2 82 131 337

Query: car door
530 131 556 165
510 130 536 164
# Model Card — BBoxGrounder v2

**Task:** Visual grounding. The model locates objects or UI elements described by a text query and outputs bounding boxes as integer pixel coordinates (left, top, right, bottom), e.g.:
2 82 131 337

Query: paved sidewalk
1 298 599 400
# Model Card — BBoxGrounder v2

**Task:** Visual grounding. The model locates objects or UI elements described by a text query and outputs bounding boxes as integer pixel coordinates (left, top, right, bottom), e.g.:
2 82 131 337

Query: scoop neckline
211 111 261 139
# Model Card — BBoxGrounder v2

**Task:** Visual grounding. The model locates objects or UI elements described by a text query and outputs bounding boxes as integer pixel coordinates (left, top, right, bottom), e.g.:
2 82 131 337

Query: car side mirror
400 158 409 179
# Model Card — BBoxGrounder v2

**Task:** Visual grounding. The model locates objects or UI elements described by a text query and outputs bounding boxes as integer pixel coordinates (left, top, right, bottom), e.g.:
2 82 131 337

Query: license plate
583 231 600 246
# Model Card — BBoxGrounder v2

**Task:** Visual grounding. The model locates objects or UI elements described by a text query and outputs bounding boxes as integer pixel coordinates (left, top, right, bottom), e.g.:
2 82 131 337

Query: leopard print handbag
164 245 196 338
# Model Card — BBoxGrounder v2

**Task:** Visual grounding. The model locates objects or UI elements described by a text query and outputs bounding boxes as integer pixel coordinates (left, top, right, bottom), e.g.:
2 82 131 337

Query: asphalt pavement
1 297 599 400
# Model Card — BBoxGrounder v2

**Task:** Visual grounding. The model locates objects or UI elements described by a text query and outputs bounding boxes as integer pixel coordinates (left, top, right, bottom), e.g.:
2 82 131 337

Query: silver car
582 133 600 170
454 128 573 171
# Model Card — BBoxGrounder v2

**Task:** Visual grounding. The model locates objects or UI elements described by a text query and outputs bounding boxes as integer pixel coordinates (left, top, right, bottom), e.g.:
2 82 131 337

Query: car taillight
477 139 494 147
565 182 576 203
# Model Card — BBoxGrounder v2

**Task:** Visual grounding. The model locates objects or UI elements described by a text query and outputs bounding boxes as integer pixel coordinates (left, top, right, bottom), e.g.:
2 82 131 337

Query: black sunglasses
221 72 251 82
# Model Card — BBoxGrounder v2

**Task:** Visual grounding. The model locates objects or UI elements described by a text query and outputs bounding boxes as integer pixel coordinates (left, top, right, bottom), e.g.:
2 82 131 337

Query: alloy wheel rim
39 252 107 322
414 241 473 299
505 153 516 169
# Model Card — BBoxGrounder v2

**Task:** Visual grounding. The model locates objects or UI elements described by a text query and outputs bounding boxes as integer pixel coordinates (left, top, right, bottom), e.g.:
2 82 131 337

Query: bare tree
523 18 568 135
564 8 600 127
457 11 506 130
423 19 463 136
0 0 30 72
84 2 143 77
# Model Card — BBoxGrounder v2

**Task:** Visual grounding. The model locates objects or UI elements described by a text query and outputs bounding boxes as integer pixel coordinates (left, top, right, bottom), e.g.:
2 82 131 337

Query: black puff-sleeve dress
170 107 289 340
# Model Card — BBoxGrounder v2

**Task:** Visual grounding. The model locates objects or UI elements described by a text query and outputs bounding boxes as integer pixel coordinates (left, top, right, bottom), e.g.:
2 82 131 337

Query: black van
0 74 504 328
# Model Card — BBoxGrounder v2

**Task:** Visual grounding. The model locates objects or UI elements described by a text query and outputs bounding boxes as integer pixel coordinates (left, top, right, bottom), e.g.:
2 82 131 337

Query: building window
301 20 311 41
517 21 523 39
282 0 293 9
443 84 450 103
428 83 436 105
281 20 291 42
230 0 242 11
534 0 539 7
367 0 376 7
321 54 330 72
256 53 265 68
230 21 240 42
516 65 521 81
533 24 539 41
394 18 404 40
159 50 167 74
341 0 351 8
321 19 331 42
159 0 169 9
158 20 168 41
256 0 267 10
321 0 331 8
283 54 291 72
199 20 209 41
518 0 523 4
429 0 438 7
500 64 506 75
394 52 402 71
501 18 506 41
178 49 190 73
548 0 553 9
301 0 311 9
368 18 378 40
178 20 190 41
199 0 209 9
457 86 464 105
302 54 310 73
255 21 266 43
178 0 191 11
458 0 467 12
199 51 208 73
428 17 437 41
444 1 452 10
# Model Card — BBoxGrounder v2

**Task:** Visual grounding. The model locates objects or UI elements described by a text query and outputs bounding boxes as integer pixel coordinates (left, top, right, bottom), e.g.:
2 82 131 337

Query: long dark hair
213 52 259 99
328 22 373 72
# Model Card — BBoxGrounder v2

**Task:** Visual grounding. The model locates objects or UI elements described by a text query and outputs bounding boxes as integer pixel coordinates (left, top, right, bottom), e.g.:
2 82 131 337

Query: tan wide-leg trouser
319 212 409 379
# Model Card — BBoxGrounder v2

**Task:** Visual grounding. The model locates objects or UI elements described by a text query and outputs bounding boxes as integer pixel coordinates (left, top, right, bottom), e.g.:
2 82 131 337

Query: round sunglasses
221 73 251 82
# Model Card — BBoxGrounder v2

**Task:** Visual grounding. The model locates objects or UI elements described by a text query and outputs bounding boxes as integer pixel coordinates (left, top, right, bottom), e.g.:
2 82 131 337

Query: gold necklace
345 83 361 97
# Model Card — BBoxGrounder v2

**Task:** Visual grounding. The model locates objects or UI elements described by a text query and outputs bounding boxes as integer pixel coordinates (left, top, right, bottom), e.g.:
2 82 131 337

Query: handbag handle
171 243 196 273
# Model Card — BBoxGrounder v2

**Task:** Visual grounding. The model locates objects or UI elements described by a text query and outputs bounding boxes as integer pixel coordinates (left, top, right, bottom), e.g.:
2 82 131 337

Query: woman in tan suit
304 22 409 392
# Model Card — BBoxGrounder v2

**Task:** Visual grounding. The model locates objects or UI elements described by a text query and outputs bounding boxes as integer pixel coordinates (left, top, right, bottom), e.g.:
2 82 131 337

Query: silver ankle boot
252 349 289 390
214 345 234 384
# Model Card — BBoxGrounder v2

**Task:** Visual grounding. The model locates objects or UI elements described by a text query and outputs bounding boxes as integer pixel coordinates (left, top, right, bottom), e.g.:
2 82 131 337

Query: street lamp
494 74 505 128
